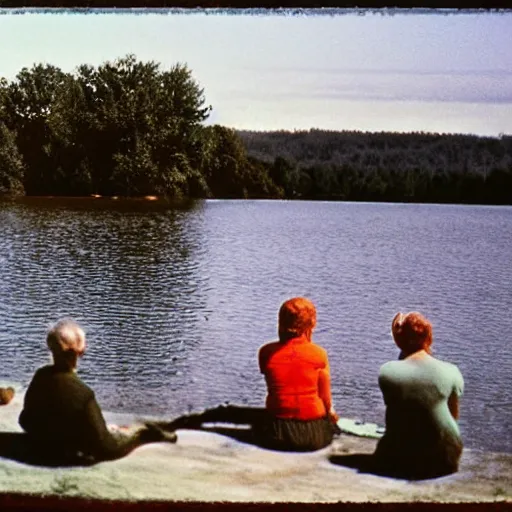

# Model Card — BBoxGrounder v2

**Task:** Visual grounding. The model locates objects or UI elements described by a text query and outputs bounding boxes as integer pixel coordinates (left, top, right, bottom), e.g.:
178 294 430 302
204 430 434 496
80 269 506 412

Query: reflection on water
0 197 511 453
0 197 209 415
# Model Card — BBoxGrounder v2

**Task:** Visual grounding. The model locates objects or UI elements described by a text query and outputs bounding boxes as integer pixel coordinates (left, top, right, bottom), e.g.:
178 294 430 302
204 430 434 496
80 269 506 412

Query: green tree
75 55 211 197
3 64 75 194
245 157 284 199
0 122 25 196
199 125 249 198
269 156 296 196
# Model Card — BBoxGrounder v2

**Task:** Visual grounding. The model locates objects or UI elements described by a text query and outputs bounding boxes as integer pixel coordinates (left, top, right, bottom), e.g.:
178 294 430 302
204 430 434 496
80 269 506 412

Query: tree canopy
0 56 511 205
238 129 512 205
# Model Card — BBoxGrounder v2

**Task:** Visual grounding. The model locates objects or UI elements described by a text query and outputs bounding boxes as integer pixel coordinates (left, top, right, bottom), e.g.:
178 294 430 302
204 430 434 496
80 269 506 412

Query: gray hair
47 318 86 359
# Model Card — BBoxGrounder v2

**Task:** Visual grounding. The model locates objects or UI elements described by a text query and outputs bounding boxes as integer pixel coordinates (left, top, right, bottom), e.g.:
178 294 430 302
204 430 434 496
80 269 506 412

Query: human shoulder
259 341 280 357
73 372 95 397
308 341 329 359
258 341 280 370
428 355 461 376
25 365 51 389
28 365 59 385
379 359 401 376
53 370 96 402
260 340 280 350
433 357 464 391
378 359 404 386
438 357 462 373
33 365 54 377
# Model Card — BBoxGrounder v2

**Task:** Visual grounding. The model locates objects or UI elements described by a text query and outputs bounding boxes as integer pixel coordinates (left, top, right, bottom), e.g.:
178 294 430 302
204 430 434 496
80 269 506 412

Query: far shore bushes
1 55 511 205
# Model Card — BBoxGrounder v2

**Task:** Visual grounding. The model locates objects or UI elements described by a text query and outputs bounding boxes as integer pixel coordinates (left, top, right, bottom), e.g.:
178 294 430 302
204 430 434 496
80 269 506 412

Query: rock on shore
0 382 510 503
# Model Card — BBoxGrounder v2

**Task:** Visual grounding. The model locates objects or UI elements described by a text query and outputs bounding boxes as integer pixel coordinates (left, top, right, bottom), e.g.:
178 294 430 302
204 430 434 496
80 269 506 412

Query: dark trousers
373 432 463 479
164 405 337 452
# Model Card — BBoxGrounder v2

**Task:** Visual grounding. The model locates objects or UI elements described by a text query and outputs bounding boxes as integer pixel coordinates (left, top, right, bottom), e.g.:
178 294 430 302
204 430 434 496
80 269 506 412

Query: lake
0 197 511 453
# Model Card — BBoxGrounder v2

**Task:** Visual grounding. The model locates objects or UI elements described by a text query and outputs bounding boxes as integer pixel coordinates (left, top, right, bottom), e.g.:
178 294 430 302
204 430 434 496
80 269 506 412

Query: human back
20 364 96 448
19 318 92 449
259 337 330 420
375 312 464 478
379 354 463 446
19 318 174 463
148 297 338 452
257 297 338 451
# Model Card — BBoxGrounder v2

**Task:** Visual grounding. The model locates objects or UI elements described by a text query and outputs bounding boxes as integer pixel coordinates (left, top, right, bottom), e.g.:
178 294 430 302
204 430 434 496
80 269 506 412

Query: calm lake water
0 197 511 453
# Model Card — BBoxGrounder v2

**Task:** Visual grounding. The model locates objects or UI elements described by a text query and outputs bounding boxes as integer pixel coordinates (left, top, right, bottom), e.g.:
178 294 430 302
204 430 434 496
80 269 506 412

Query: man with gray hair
19 318 175 464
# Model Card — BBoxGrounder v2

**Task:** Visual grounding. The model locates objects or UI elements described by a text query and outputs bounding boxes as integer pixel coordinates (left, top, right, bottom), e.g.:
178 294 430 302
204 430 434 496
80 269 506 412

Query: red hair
392 311 433 355
278 297 317 342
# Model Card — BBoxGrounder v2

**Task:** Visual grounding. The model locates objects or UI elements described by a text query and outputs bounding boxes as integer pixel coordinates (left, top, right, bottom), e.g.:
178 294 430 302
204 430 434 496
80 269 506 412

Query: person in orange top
256 297 339 450
150 297 339 452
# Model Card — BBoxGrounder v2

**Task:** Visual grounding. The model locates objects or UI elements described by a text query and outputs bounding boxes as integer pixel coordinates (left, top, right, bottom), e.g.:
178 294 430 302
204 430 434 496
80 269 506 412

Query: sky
0 9 511 137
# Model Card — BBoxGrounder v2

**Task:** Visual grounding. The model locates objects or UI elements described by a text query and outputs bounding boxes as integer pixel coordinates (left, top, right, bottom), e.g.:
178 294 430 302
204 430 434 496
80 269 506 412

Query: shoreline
0 383 510 503
2 195 512 208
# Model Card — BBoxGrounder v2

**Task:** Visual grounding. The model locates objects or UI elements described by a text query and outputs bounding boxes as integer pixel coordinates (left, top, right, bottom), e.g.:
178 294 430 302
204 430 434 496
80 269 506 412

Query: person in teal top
374 311 464 479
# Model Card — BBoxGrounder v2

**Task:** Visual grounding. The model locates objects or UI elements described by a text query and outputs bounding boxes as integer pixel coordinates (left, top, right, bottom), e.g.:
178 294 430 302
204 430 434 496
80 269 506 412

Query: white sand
0 381 510 503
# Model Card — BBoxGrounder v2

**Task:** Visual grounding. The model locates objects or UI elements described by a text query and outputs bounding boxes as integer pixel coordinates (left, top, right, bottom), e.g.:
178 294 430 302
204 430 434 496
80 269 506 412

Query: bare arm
448 391 460 420
448 365 464 421
318 356 338 421
318 369 333 413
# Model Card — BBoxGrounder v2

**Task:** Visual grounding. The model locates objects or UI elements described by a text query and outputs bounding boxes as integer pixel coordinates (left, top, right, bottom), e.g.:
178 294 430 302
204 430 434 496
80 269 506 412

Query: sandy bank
0 382 510 503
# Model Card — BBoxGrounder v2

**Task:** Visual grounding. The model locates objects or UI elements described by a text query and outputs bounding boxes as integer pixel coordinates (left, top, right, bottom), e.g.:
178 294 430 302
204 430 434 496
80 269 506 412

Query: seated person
19 318 174 464
374 312 464 479
154 297 339 452
256 296 340 450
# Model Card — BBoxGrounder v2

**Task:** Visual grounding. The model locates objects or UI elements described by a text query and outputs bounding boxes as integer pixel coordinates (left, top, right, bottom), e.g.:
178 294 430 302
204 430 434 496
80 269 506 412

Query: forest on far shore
1 55 511 205
237 130 512 205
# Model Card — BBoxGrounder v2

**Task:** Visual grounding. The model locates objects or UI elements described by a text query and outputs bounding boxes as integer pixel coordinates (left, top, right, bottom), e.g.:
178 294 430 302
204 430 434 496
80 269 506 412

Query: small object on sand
0 387 15 405
337 418 385 439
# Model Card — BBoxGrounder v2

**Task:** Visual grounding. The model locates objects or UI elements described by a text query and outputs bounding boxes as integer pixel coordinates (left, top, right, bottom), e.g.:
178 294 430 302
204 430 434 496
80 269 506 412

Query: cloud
232 68 512 105
264 67 512 78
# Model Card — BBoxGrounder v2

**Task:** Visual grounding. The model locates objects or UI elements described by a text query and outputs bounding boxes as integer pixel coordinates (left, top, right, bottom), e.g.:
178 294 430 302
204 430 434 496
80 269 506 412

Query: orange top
258 336 333 420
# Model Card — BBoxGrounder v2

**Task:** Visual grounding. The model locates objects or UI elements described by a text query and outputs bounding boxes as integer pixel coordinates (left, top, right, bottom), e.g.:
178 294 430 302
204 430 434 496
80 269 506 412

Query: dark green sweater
19 365 140 461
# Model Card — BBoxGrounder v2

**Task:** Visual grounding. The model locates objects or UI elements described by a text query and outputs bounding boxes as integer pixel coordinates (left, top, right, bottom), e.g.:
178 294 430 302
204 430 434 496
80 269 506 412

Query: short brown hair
392 312 432 354
278 297 317 342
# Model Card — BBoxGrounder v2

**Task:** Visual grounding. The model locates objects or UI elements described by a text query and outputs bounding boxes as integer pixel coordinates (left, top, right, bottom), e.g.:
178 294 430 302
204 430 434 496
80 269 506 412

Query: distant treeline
238 130 512 205
1 55 511 205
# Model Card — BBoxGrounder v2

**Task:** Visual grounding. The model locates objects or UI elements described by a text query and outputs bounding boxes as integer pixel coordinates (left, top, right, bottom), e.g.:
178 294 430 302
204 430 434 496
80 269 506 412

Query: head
47 318 86 370
278 297 317 342
391 311 432 356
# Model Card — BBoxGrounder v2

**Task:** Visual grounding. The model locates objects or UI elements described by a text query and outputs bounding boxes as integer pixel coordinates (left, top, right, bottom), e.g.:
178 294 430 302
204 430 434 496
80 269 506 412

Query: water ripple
0 199 511 452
